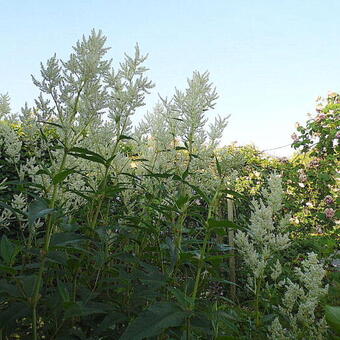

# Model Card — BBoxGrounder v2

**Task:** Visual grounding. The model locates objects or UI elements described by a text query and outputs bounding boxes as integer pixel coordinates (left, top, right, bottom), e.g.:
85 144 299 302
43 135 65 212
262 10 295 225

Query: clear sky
1 0 340 156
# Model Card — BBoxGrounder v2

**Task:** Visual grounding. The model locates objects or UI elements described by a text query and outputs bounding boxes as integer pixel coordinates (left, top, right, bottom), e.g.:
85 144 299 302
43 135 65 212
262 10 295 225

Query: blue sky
1 0 340 156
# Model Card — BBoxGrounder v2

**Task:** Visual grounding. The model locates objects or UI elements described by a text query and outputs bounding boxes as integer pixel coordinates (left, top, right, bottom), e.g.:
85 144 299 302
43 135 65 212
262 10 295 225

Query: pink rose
291 133 298 141
316 113 326 121
327 91 337 98
325 208 335 219
324 195 334 205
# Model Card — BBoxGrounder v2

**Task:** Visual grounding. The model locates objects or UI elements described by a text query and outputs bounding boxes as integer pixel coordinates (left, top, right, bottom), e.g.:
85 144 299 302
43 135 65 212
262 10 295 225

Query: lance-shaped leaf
28 198 54 227
0 235 20 266
118 134 136 142
119 302 187 340
52 168 77 184
69 147 107 165
207 218 242 235
325 305 340 334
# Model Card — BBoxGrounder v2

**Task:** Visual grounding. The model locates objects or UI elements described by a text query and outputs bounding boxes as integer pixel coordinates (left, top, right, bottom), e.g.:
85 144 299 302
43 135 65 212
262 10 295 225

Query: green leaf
47 251 68 265
175 195 189 209
190 153 199 159
119 302 187 340
0 302 30 329
215 156 222 177
50 232 84 247
28 198 53 227
169 288 194 309
96 311 128 333
69 147 106 165
181 168 190 180
106 154 117 164
52 168 77 184
58 279 70 303
118 134 135 141
144 173 174 179
131 158 148 162
325 305 340 334
37 120 63 129
206 254 234 261
0 235 19 266
0 264 17 274
64 302 106 319
22 275 38 298
0 280 21 297
207 219 241 232
67 189 92 202
185 183 209 203
36 168 51 176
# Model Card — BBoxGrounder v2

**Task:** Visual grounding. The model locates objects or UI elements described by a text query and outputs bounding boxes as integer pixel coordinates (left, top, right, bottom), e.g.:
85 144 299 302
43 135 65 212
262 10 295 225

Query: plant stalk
190 186 221 310
31 149 68 339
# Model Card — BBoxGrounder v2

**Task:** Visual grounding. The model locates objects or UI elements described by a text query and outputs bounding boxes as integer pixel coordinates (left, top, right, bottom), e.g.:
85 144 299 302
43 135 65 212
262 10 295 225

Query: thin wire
261 143 292 152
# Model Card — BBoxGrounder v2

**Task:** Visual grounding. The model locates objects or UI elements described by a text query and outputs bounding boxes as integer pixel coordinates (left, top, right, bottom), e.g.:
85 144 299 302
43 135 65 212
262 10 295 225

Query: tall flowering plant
268 252 329 340
235 174 329 338
0 30 334 340
235 173 290 327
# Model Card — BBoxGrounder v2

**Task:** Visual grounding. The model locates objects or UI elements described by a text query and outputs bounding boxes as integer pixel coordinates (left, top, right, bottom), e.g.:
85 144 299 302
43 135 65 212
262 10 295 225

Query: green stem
31 149 68 339
255 278 261 327
175 204 188 252
190 228 210 310
32 306 37 339
90 165 110 228
190 186 221 310
89 115 128 228
186 317 191 340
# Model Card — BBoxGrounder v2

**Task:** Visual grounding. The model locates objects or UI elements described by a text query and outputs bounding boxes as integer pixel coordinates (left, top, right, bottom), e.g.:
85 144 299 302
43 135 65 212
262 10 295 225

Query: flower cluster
235 173 290 292
0 208 12 230
269 252 329 339
11 193 27 222
0 122 22 163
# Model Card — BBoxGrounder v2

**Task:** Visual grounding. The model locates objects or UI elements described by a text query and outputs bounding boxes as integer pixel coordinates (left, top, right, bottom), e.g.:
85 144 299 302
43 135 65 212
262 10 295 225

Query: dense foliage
0 30 338 339
290 93 339 234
